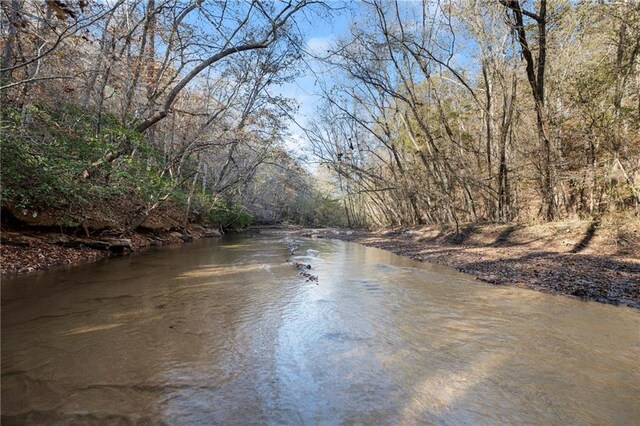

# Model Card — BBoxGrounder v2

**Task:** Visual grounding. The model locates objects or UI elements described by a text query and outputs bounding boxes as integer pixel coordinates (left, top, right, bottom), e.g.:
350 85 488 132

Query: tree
500 0 557 220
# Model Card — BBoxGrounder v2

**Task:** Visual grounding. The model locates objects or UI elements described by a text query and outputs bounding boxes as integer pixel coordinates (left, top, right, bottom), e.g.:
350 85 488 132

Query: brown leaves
45 0 76 20
1 238 105 274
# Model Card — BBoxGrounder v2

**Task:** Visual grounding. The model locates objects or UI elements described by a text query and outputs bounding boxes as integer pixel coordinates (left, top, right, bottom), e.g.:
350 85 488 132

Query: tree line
1 0 344 230
307 0 639 229
1 0 638 232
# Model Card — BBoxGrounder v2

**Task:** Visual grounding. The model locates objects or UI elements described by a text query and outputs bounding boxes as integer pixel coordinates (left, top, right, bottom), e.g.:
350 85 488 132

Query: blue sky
274 3 354 155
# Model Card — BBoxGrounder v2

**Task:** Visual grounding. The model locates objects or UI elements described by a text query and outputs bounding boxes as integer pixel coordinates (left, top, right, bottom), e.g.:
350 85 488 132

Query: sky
273 4 354 158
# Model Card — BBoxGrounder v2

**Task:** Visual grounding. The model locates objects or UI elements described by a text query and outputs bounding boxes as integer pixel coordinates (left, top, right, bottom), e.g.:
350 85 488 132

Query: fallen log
48 236 132 253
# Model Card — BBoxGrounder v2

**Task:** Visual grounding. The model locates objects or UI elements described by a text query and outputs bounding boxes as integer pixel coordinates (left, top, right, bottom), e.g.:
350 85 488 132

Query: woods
1 0 639 233
308 0 639 229
2 4 640 421
1 0 339 232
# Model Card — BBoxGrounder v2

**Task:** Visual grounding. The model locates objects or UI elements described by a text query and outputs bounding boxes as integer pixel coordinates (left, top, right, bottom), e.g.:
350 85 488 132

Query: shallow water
2 235 639 424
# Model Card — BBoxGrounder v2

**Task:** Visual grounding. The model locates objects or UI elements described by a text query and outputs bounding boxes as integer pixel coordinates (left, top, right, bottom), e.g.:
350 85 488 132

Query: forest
1 0 639 236
2 2 640 422
306 0 639 230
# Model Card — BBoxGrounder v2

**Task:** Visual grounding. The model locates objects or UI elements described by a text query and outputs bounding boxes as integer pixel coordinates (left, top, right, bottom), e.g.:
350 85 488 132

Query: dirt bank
0 225 222 275
278 219 640 308
3 219 638 308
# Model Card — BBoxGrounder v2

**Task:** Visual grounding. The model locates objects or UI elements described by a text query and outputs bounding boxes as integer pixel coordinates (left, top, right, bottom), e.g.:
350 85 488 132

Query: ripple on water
1 236 639 424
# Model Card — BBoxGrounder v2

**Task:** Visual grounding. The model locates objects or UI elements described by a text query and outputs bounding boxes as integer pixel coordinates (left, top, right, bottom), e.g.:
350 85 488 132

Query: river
2 235 639 424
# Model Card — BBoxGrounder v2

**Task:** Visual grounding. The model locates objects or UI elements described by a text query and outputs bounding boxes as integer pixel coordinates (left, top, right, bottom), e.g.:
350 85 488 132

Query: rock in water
102 238 132 253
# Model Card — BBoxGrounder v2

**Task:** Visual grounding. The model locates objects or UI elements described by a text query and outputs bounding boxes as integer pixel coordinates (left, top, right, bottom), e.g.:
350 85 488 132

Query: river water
2 235 639 424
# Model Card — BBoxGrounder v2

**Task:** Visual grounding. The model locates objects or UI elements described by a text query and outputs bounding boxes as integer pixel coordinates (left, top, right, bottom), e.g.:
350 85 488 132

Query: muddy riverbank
275 221 640 308
2 220 638 308
0 225 223 275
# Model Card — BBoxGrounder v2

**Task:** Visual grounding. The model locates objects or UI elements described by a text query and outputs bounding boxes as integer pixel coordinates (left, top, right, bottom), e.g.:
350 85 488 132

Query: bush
1 101 255 230
205 198 252 230
1 102 161 223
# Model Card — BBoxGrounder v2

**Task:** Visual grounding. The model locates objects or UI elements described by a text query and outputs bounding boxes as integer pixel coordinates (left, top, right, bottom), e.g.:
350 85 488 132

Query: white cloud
306 36 334 55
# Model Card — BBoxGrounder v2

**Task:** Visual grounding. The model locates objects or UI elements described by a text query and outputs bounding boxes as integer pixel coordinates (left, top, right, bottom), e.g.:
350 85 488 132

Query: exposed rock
191 224 206 233
80 240 111 250
102 238 133 253
47 234 72 245
102 238 132 247
204 229 222 237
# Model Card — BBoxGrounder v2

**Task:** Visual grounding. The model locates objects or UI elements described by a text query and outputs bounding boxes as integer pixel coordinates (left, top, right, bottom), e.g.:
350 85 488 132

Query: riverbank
3 219 638 308
276 218 640 308
0 225 222 275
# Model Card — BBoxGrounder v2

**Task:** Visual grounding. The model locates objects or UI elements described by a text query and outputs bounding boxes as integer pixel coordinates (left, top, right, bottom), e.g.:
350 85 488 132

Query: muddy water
2 236 639 424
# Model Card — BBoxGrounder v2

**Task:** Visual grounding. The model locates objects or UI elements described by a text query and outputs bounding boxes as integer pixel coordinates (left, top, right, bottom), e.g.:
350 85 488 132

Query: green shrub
1 101 255 230
205 198 252 230
0 102 160 222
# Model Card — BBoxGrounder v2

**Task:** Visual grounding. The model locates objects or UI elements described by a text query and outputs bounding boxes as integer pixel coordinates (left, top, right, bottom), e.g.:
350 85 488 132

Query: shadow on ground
455 250 640 306
570 220 599 254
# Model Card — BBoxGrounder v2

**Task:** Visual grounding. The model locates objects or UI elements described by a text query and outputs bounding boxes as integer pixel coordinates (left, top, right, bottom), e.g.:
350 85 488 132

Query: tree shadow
446 224 477 245
569 219 599 254
455 250 640 306
491 225 522 247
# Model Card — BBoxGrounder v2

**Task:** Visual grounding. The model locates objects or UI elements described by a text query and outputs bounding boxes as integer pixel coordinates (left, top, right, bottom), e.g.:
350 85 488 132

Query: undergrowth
1 101 251 230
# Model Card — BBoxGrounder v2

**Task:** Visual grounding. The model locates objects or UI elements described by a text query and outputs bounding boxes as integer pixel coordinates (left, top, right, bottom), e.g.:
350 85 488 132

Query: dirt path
279 221 639 308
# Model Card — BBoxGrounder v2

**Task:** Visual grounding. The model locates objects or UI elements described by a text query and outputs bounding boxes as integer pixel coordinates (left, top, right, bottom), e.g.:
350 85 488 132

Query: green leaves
204 198 252 230
0 102 151 221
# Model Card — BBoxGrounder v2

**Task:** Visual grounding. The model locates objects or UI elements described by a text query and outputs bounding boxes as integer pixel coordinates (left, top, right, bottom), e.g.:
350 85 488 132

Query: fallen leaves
284 227 640 308
1 239 106 274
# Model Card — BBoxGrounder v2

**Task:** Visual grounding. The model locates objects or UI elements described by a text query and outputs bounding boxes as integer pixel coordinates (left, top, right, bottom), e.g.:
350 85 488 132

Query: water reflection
2 235 639 424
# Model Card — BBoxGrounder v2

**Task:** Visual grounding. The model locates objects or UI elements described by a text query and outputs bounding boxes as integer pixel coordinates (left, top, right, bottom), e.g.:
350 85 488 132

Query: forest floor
281 217 640 308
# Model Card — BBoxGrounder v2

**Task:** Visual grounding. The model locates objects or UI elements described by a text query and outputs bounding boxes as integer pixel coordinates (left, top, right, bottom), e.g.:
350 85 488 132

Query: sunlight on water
174 263 279 279
61 323 124 336
399 352 507 421
2 235 639 424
